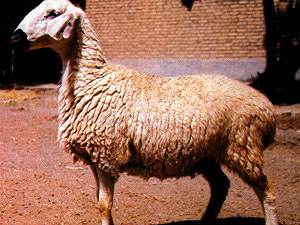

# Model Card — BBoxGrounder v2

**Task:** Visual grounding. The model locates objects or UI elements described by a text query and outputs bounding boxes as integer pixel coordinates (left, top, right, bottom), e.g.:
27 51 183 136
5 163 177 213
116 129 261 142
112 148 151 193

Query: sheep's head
12 0 84 54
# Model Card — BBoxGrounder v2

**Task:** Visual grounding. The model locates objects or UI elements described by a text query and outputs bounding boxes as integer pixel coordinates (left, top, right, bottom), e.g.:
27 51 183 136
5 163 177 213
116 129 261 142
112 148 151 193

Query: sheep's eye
45 10 60 19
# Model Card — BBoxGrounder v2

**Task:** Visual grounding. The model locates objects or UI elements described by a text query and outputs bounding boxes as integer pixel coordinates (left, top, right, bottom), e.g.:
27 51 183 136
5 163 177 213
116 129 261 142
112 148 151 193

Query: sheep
12 0 278 224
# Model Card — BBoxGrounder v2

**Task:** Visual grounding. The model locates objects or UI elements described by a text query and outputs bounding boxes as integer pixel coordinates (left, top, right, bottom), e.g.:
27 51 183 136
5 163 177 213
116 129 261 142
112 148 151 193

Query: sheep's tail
262 115 276 150
222 112 278 225
224 110 276 184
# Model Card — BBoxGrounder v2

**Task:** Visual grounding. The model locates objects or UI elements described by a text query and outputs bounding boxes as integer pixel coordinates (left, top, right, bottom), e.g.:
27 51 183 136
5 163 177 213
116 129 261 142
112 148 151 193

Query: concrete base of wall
111 59 266 81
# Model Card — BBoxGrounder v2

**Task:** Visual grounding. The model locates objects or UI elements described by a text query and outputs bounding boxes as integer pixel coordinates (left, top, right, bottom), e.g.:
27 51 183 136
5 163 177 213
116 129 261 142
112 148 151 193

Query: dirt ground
0 87 299 225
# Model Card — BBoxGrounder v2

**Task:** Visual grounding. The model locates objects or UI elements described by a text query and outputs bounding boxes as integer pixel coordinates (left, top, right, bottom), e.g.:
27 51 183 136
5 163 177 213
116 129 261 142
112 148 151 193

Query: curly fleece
57 15 276 182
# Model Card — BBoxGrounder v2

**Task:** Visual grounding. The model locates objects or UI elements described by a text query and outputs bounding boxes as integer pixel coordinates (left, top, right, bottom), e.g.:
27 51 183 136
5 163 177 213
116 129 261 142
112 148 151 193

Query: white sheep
13 0 278 225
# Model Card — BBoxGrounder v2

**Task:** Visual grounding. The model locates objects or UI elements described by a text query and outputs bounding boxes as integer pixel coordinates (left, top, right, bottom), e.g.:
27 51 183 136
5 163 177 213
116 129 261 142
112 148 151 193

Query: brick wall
86 0 266 60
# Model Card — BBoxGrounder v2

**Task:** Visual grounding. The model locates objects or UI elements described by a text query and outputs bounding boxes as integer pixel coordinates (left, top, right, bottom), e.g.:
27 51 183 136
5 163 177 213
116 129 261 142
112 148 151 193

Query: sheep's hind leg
250 175 278 225
93 166 116 225
229 154 278 225
200 163 230 224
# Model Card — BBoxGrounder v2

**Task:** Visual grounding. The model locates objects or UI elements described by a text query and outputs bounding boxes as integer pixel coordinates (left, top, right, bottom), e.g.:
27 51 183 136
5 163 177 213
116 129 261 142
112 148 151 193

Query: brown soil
0 87 299 225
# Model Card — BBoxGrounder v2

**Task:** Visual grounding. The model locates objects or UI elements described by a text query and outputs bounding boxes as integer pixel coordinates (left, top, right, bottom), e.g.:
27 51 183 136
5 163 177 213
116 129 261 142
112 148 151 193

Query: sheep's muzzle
11 29 30 52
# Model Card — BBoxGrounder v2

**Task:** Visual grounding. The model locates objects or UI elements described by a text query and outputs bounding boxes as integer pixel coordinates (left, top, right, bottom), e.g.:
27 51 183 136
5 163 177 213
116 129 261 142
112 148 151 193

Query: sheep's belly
122 155 213 180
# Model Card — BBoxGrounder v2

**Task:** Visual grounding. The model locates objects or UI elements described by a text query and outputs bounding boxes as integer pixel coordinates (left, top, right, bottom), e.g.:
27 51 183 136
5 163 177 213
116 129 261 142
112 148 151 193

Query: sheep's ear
47 13 76 40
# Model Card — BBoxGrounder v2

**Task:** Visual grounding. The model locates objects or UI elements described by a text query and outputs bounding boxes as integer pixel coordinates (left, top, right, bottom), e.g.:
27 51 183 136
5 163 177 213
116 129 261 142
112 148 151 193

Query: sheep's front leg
95 166 116 225
90 164 100 201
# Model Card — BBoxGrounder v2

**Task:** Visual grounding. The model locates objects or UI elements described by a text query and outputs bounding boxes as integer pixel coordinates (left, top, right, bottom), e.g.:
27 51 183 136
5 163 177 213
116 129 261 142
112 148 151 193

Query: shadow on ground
154 217 271 225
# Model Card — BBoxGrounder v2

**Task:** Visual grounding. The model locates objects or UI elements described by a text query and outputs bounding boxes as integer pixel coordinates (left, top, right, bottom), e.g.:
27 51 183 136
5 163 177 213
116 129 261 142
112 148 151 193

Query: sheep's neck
59 16 106 108
74 17 106 74
60 17 106 79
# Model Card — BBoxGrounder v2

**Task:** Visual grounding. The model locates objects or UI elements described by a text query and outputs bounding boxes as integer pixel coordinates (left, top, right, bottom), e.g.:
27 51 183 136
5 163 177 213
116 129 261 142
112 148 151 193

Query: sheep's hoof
101 218 114 225
200 216 217 225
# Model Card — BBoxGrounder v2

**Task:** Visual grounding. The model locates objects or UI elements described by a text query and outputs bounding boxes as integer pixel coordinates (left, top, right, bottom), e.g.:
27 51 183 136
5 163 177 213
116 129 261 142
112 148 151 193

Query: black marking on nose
11 29 30 52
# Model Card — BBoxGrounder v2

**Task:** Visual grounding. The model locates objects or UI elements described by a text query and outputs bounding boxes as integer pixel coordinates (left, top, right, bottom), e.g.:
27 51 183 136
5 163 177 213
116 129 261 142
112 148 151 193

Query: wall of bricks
85 0 266 61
